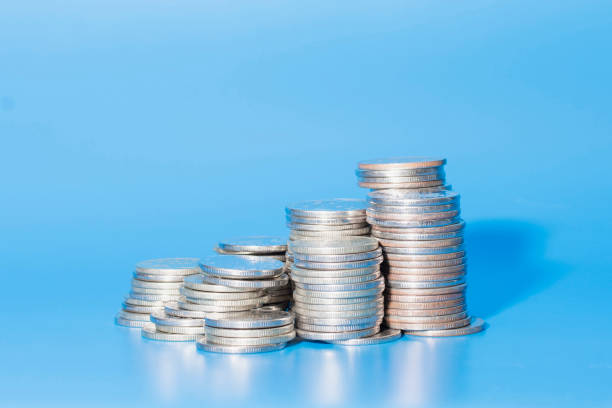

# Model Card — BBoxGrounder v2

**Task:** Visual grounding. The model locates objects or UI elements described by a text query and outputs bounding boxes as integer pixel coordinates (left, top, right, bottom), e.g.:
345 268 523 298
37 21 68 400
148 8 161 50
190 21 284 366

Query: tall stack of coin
357 157 485 336
287 237 386 341
216 237 291 309
116 258 200 328
197 310 296 354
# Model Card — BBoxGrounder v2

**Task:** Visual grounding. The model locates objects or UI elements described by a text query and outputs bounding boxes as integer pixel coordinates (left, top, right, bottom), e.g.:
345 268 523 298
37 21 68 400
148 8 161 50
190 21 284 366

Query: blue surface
1 1 611 407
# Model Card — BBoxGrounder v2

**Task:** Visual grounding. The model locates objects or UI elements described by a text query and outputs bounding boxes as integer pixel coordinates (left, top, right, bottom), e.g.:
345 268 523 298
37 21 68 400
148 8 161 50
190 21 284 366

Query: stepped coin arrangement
116 258 200 328
197 310 296 353
287 236 388 342
357 157 485 336
216 236 291 309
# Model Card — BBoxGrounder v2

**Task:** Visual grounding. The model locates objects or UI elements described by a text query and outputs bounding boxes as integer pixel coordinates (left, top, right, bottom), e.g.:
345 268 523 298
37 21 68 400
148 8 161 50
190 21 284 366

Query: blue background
1 1 611 407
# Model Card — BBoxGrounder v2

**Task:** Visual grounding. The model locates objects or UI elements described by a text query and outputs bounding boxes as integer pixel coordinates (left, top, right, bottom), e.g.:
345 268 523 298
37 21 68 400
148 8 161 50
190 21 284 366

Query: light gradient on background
1 1 611 407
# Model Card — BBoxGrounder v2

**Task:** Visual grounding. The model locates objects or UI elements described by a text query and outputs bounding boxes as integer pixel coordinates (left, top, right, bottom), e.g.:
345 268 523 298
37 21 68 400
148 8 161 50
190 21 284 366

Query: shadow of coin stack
356 157 485 336
215 237 291 309
116 258 200 328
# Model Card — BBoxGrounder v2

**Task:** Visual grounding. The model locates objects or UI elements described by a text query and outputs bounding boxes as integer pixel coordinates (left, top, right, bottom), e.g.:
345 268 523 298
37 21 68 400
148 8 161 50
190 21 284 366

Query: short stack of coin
216 237 291 309
357 157 485 336
116 258 200 328
356 157 450 191
288 237 387 341
197 310 296 354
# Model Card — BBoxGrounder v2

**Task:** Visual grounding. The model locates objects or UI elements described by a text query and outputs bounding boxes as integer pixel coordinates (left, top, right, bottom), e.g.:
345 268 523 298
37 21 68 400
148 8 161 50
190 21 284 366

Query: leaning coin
180 287 264 300
293 276 384 292
135 258 201 275
292 248 381 262
205 324 294 338
141 323 200 341
150 310 203 327
286 198 367 218
165 303 209 319
386 317 471 331
118 310 152 321
329 329 402 345
384 251 466 261
288 237 379 255
359 180 444 189
296 326 380 341
199 254 284 279
287 215 366 226
183 275 258 292
254 305 286 313
403 317 486 336
290 271 381 285
386 283 467 296
367 216 461 228
201 273 290 289
358 157 446 170
115 314 148 328
205 310 294 329
206 332 296 346
385 305 466 317
218 236 287 254
294 286 384 299
196 338 286 354
290 265 380 278
387 257 467 268
294 256 383 270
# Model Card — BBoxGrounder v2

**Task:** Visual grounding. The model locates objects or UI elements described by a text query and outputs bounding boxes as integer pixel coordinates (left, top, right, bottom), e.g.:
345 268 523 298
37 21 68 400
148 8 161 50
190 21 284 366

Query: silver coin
132 272 185 282
296 320 381 333
294 287 384 299
205 324 294 338
292 292 380 305
386 299 465 310
386 304 466 317
356 167 443 177
165 303 210 319
296 326 380 341
295 312 383 327
156 324 206 334
403 317 486 336
290 264 380 278
206 331 295 346
329 328 402 345
359 180 444 190
358 157 446 170
288 222 369 231
383 244 465 255
368 185 452 193
150 310 203 327
131 279 184 289
199 254 284 279
293 276 384 292
291 271 381 285
384 251 466 261
367 216 461 228
130 286 181 295
293 305 383 319
293 298 383 311
358 173 444 183
205 310 294 329
288 237 378 255
386 283 467 296
135 258 201 275
115 315 148 328
196 338 286 354
385 293 465 303
387 257 467 268
123 296 167 307
180 287 264 300
201 273 290 289
218 236 287 254
264 295 292 304
367 209 460 222
292 248 382 262
184 295 268 307
371 202 458 214
372 229 463 241
386 264 466 275
141 323 200 341
293 256 384 270
287 214 366 226
118 310 153 321
378 237 463 248
286 198 367 218
183 275 258 292
214 247 286 261
387 278 466 289
255 305 286 312
178 298 263 312
386 317 471 330
289 227 371 238
368 189 459 205
371 220 465 234
122 302 163 314
128 292 180 302
387 271 466 282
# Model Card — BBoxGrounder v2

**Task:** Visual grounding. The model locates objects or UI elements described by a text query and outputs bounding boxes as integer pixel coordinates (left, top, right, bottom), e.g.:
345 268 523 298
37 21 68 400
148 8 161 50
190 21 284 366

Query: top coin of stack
215 236 291 309
356 157 450 191
116 258 200 328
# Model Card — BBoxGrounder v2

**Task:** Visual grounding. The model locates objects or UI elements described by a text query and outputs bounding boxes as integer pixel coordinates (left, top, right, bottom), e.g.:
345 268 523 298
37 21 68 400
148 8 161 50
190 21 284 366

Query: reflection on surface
136 333 482 407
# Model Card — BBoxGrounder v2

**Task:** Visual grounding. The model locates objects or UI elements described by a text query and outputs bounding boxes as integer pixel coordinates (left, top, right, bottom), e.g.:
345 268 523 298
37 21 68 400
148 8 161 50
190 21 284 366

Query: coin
359 180 444 189
385 317 471 331
118 310 152 321
295 312 383 327
150 310 203 327
201 273 290 289
386 278 466 289
367 216 461 228
387 257 467 268
377 237 463 248
196 338 287 354
290 264 380 278
199 254 284 279
115 315 148 328
371 203 458 214
356 167 443 177
183 275 257 292
286 198 368 218
165 303 210 319
385 304 466 317
403 317 486 336
358 173 443 184
371 229 463 241
141 323 200 342
291 272 381 285
184 296 268 307
358 157 446 170
180 287 264 300
367 209 460 222
205 310 294 329
206 331 296 346
293 298 383 311
294 256 384 270
128 292 180 302
385 293 465 303
131 279 184 289
329 328 402 345
205 324 294 338
132 272 185 282
178 298 267 312
385 264 466 275
130 286 181 295
293 305 383 318
218 236 287 254
288 215 366 225
121 302 163 314
368 190 458 206
294 287 384 299
297 320 382 333
386 283 466 296
384 251 466 261
289 237 379 255
123 296 167 307
371 220 465 234
296 326 381 341
291 248 382 262
135 258 201 275
293 276 384 292
156 324 206 335
287 222 369 231
385 298 465 309
386 271 465 282
290 227 371 239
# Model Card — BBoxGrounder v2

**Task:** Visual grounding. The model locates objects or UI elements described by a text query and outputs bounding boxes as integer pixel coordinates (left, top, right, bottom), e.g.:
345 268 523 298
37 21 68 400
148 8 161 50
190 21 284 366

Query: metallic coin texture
196 338 287 354
296 326 381 341
403 317 486 336
288 237 379 255
200 273 290 289
329 329 402 345
183 275 258 292
205 310 294 329
135 258 201 275
291 248 382 262
150 310 204 327
141 323 200 342
293 256 383 270
199 254 284 279
206 332 296 346
358 157 447 170
205 324 294 338
218 236 287 254
286 198 367 218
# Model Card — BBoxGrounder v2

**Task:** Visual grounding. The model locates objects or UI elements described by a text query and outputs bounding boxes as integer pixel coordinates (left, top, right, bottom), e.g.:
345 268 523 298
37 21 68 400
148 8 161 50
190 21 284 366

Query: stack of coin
357 157 485 336
288 237 387 341
215 236 291 309
356 157 450 191
116 258 200 328
141 310 205 342
197 310 296 354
